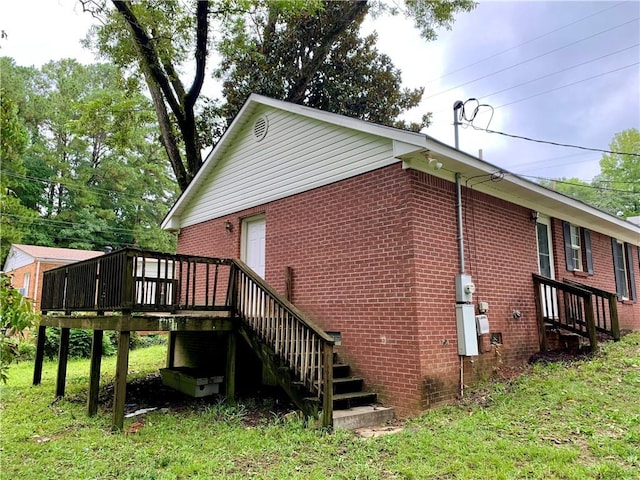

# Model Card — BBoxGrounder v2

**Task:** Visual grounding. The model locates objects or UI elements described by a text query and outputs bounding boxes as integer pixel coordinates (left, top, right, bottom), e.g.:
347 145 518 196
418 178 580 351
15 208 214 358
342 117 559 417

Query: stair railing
532 274 597 352
562 279 620 341
229 260 334 426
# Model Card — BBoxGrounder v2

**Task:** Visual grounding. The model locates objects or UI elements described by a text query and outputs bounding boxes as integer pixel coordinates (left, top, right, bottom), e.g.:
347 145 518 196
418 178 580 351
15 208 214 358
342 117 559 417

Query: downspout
453 100 466 399
34 260 41 307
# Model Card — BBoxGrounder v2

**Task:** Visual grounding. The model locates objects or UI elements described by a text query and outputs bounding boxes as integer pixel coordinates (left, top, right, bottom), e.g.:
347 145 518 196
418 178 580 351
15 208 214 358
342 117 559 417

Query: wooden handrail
532 273 598 352
230 260 334 427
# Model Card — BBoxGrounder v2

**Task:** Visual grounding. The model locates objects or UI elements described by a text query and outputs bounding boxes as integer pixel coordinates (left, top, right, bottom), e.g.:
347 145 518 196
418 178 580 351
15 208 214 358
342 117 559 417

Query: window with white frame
22 272 31 297
612 239 637 301
569 225 582 271
563 221 593 274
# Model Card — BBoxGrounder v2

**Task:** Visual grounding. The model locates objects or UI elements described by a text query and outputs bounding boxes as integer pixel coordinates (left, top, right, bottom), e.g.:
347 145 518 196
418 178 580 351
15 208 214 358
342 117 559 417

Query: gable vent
253 115 269 142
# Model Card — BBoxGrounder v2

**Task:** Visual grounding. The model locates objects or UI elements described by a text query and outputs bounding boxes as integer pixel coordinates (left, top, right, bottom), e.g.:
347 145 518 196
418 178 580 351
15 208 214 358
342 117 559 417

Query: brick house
162 94 640 416
2 244 103 311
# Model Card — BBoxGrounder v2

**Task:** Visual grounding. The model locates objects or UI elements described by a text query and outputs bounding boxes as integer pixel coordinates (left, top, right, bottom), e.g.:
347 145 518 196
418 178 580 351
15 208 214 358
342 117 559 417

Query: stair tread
333 377 363 384
333 391 376 401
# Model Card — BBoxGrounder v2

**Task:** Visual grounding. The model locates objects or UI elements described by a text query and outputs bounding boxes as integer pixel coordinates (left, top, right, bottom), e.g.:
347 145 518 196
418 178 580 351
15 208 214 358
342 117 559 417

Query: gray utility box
160 367 223 398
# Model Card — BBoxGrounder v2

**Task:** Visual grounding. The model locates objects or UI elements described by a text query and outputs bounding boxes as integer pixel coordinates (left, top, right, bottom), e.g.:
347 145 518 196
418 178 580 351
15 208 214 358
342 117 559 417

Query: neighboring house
2 244 103 310
162 94 640 416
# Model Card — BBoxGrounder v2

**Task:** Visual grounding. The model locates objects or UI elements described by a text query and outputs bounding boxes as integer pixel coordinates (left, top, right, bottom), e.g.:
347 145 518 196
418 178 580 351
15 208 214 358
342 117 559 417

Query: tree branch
286 1 369 104
111 1 183 117
185 0 209 109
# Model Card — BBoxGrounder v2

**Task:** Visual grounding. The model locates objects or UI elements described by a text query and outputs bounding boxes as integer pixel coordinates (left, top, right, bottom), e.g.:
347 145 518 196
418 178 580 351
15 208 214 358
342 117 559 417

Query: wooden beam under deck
36 312 236 431
40 312 234 332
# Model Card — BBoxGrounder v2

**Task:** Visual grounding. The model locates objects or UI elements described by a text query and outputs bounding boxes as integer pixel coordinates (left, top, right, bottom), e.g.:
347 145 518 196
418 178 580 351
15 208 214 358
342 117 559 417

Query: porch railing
563 278 620 341
532 274 620 352
40 249 334 426
229 259 334 426
41 248 233 313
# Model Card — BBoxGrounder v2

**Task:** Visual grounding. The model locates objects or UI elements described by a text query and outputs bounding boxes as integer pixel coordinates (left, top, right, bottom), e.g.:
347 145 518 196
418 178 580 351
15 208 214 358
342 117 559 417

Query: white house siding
2 248 34 272
178 105 396 228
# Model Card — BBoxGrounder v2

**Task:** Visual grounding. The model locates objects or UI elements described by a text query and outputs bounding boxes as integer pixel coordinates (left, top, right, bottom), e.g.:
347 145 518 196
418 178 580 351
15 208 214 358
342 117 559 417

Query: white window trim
616 240 630 300
570 224 583 271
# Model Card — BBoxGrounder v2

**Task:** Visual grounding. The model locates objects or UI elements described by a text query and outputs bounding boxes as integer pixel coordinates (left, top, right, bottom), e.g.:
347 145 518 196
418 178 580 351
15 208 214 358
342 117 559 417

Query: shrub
42 329 116 360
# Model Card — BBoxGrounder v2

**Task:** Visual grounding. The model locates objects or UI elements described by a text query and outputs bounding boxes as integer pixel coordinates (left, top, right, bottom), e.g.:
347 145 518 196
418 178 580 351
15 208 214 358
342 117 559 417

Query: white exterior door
242 215 266 278
536 215 557 318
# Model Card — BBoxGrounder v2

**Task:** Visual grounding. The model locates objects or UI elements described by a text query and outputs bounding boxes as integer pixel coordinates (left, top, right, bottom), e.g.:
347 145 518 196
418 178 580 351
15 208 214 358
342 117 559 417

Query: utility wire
422 2 624 84
424 18 639 100
476 43 638 102
492 61 639 110
469 123 640 157
516 175 639 194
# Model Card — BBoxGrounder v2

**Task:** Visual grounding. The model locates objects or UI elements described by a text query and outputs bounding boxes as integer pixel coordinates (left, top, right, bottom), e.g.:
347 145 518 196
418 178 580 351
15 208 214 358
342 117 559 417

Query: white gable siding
179 106 396 228
3 247 34 272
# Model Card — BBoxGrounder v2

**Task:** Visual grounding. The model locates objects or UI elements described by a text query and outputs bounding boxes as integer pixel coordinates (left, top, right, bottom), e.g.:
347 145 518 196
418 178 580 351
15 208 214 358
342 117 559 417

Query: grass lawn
1 333 639 479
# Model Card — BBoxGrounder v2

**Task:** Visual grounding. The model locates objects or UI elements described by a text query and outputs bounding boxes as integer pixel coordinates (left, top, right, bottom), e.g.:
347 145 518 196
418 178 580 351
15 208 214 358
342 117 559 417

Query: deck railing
40 249 334 426
229 260 334 426
532 274 620 352
563 279 620 341
41 248 233 313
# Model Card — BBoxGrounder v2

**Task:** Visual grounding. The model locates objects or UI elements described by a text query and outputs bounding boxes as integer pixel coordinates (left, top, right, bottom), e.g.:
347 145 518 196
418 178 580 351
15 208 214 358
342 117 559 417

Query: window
23 273 31 298
562 221 593 274
612 239 637 302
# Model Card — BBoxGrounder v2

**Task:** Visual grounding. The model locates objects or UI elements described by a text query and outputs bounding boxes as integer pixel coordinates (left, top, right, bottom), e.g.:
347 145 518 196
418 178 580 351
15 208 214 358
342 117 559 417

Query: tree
84 0 476 191
541 129 639 218
216 1 429 131
0 57 179 253
0 74 38 262
0 274 38 383
596 128 640 218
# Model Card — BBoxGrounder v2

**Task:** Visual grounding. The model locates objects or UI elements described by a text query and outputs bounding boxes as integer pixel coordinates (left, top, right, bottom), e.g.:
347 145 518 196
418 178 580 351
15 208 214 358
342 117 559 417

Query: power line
423 2 625 85
424 18 639 100
490 61 639 110
516 175 639 194
477 43 639 102
470 123 640 157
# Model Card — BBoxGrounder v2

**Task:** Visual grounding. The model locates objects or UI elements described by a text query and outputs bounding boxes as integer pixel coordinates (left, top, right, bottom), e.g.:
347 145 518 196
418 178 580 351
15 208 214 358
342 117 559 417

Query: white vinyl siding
179 106 395 228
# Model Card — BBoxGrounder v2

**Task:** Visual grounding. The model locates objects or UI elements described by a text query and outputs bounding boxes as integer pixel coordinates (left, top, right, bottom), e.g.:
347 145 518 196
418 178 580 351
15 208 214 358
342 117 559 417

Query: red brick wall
551 219 640 331
409 171 541 408
7 261 63 311
177 164 639 415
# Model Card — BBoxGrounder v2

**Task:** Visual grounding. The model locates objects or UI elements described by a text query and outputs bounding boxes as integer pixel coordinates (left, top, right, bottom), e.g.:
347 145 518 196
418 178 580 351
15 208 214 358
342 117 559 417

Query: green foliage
1 335 639 478
216 1 431 132
0 273 38 383
0 56 178 253
43 328 116 360
85 0 476 190
541 129 640 218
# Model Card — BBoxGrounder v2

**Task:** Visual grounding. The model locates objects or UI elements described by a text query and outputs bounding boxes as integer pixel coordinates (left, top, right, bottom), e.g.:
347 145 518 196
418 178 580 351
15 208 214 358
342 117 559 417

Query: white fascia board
405 140 640 246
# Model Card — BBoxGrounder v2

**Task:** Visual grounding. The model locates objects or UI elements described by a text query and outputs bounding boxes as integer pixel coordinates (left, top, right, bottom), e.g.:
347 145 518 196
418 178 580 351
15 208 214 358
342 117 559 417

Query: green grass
1 334 639 479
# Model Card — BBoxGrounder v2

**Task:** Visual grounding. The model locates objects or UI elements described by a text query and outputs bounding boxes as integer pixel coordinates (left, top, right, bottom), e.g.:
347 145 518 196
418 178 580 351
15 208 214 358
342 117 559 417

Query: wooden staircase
330 357 377 410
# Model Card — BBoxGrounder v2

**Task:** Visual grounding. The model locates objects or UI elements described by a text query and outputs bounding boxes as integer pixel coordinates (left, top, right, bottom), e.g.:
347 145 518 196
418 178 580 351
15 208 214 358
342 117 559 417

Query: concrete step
333 405 395 430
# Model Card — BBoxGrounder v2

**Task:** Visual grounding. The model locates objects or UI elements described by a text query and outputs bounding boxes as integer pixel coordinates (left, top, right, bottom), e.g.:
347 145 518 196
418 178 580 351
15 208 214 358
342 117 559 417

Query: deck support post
87 330 104 416
225 331 236 403
584 297 598 353
112 331 130 431
33 325 47 385
533 281 548 351
167 332 177 368
321 342 333 429
55 327 70 397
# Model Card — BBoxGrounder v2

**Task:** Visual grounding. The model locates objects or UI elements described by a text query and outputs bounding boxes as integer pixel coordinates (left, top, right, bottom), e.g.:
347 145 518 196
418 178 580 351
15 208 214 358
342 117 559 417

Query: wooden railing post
532 276 548 351
584 295 598 352
122 251 135 312
609 295 620 341
322 342 333 429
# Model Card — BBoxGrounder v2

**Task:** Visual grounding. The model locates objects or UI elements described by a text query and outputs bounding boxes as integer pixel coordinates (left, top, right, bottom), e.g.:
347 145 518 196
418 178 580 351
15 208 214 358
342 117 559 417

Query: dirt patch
527 348 594 365
70 372 299 427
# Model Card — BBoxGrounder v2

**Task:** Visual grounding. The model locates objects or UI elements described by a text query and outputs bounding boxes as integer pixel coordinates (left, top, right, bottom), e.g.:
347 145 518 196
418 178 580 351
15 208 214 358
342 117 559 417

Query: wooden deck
33 311 236 431
34 248 335 431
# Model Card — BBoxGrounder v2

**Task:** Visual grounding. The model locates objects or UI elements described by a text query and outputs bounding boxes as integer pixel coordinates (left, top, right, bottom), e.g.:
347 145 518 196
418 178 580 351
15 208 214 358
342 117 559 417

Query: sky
1 0 639 182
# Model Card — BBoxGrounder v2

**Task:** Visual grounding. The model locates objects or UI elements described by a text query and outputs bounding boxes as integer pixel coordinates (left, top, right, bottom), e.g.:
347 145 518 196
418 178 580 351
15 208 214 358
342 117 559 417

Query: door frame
240 214 266 278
